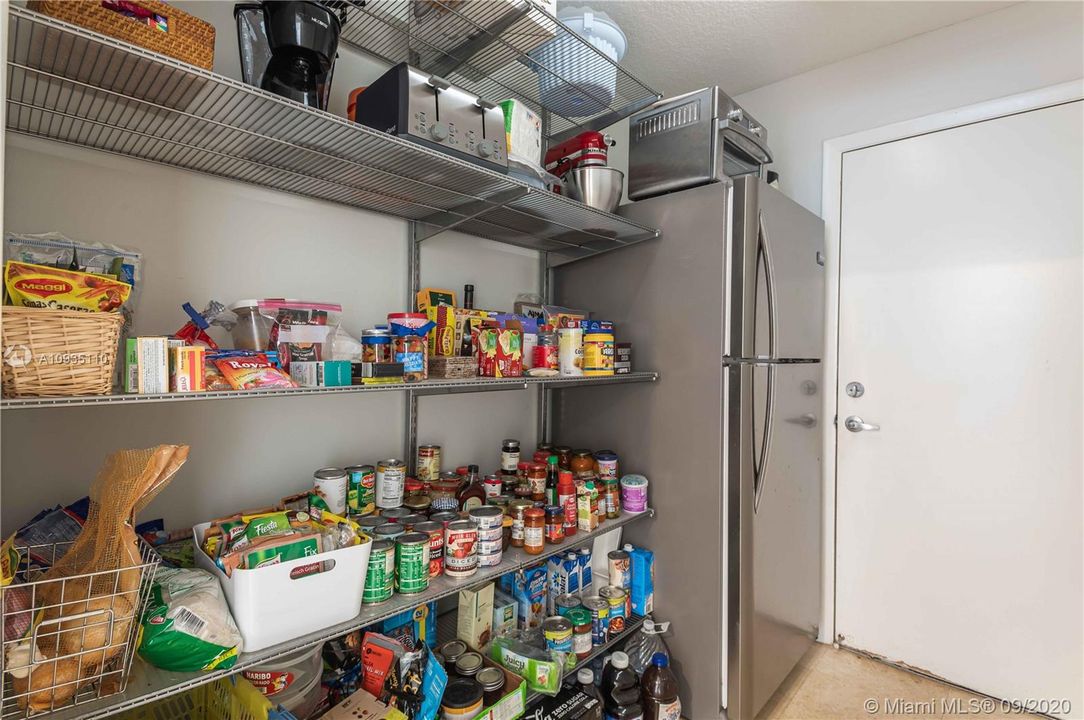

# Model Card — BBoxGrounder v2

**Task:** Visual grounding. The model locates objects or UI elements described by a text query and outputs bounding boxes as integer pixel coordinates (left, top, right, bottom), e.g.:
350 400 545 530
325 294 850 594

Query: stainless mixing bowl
561 166 625 213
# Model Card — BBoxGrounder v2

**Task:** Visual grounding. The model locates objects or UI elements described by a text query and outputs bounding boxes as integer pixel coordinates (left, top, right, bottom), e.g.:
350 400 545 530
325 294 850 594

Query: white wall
733 1 1084 215
0 4 539 533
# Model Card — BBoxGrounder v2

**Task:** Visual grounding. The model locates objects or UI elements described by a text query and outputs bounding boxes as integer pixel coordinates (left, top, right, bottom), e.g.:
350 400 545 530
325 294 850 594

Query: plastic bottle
624 619 671 676
558 470 577 536
641 652 681 720
579 668 604 720
601 651 642 720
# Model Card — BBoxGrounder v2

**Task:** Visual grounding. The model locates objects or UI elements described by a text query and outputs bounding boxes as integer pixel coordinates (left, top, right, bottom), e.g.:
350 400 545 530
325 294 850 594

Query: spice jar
508 499 533 548
545 505 565 544
554 446 573 470
523 507 545 554
570 449 595 476
527 463 547 502
477 666 506 707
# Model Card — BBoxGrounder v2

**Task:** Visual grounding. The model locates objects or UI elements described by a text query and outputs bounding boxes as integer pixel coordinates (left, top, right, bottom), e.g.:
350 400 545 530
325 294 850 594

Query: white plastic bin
194 523 371 652
531 7 627 118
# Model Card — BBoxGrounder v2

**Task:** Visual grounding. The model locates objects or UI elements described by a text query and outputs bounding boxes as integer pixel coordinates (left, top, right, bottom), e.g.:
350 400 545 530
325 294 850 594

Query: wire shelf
337 0 661 141
6 510 653 720
4 7 659 259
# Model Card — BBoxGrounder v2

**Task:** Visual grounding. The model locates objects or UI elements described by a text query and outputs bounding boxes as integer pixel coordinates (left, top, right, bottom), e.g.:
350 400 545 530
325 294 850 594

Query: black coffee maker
235 1 342 109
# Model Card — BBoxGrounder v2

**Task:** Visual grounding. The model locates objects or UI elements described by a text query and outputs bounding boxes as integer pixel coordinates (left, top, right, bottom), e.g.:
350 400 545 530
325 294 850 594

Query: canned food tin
567 607 592 659
486 494 512 509
558 327 584 377
358 515 384 532
608 550 631 589
476 537 503 555
444 520 478 575
379 507 411 521
398 513 426 531
313 467 348 515
581 596 609 646
483 474 503 499
555 593 582 617
476 528 503 546
416 444 441 484
477 550 503 567
429 511 461 527
600 585 627 634
468 505 504 530
362 539 395 604
376 459 406 509
374 523 404 541
345 464 376 515
414 520 444 577
542 616 573 653
395 533 430 594
583 332 615 376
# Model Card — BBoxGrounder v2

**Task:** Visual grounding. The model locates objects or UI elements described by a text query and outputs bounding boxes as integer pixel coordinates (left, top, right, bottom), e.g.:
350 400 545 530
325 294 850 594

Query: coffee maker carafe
235 1 342 109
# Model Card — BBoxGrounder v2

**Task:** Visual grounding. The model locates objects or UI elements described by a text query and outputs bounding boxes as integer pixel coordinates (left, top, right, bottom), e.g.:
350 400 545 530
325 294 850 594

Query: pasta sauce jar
523 507 545 554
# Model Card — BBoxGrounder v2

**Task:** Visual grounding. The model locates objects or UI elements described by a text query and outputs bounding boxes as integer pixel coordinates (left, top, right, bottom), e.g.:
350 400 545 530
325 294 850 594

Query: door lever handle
844 415 880 433
785 413 817 428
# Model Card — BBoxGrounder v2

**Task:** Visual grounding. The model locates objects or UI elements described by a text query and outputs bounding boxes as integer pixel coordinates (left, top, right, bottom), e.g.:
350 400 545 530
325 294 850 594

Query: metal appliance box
627 87 772 200
354 62 508 172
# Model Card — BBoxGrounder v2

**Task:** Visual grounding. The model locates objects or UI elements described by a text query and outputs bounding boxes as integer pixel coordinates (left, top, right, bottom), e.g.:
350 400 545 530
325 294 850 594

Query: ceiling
557 1 1015 96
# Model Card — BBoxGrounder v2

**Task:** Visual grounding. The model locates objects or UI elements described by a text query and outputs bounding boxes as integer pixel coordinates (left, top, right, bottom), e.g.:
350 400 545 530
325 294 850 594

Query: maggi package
214 354 297 390
4 261 131 312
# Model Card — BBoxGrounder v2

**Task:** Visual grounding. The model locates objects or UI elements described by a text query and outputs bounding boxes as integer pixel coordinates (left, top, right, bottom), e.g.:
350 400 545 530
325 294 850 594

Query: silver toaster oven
627 87 772 200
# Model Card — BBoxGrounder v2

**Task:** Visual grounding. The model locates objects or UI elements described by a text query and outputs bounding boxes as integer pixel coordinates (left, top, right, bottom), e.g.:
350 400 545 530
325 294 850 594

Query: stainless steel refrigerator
552 176 824 719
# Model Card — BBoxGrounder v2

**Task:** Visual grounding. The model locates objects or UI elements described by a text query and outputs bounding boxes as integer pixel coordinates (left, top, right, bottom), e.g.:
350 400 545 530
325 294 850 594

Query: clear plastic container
230 299 272 350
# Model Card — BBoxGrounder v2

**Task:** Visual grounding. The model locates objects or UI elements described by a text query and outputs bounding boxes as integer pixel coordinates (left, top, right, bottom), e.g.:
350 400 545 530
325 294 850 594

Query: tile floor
759 644 1042 720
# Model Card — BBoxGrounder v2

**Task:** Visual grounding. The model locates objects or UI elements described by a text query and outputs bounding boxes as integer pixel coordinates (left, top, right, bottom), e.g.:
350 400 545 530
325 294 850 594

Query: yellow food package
4 260 131 312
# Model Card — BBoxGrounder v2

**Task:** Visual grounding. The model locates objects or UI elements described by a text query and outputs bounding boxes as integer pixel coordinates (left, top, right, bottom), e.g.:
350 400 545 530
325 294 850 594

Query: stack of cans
469 506 504 567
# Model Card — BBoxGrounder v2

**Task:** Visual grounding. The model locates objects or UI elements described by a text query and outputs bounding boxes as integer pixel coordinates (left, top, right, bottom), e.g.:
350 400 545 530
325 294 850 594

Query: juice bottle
601 651 642 720
641 652 681 720
578 668 604 720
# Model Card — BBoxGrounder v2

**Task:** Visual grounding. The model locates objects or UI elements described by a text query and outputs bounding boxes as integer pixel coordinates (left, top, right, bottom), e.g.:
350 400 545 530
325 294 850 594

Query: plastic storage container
230 300 273 351
194 522 371 652
242 645 323 699
531 8 627 118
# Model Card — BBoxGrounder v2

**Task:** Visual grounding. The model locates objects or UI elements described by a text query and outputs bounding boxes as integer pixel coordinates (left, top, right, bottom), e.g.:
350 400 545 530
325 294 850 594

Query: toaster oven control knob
429 122 449 142
477 140 498 158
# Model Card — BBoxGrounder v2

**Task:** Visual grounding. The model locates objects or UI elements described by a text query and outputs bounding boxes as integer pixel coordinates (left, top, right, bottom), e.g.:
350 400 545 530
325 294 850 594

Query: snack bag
214 354 297 390
138 568 243 672
258 299 342 371
4 261 131 312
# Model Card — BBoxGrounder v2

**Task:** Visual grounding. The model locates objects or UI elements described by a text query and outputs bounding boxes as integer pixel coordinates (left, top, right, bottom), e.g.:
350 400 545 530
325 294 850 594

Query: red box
477 326 523 378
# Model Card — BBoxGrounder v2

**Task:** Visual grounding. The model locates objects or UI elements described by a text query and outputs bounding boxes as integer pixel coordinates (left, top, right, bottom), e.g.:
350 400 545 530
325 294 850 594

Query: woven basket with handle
28 0 215 70
2 307 124 397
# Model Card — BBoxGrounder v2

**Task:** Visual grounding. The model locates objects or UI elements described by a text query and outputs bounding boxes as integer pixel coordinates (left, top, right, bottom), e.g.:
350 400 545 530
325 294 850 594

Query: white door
835 100 1083 716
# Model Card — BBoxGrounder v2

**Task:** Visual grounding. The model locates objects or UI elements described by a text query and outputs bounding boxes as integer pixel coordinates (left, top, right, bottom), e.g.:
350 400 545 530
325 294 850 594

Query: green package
243 535 320 570
138 568 242 672
490 635 563 695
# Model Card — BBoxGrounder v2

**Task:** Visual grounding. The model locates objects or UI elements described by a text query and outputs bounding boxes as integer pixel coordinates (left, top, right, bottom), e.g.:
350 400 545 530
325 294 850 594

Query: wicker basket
28 0 215 70
1 307 124 397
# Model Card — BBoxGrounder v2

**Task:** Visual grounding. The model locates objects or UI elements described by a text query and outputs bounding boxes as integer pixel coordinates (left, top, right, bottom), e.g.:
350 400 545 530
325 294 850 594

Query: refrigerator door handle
753 212 778 513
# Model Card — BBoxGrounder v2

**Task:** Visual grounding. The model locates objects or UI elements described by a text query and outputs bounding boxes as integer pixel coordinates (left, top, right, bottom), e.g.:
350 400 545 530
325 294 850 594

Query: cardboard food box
457 583 495 649
169 345 205 392
477 325 523 378
438 641 527 720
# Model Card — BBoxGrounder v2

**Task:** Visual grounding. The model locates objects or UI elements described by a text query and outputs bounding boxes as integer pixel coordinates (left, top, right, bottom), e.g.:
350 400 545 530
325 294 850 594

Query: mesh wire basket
0 539 160 718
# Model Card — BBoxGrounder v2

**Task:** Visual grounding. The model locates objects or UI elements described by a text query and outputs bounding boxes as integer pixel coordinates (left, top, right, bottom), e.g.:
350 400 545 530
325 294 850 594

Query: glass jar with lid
570 449 595 476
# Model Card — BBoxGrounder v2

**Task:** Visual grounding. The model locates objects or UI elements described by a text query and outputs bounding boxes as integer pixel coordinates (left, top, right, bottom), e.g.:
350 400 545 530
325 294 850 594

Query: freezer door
732 177 826 361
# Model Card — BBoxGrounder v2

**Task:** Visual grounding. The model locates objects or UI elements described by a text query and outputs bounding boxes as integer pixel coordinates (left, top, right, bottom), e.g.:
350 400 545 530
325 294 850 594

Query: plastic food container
193 522 371 652
230 299 273 351
531 8 627 118
242 645 322 698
